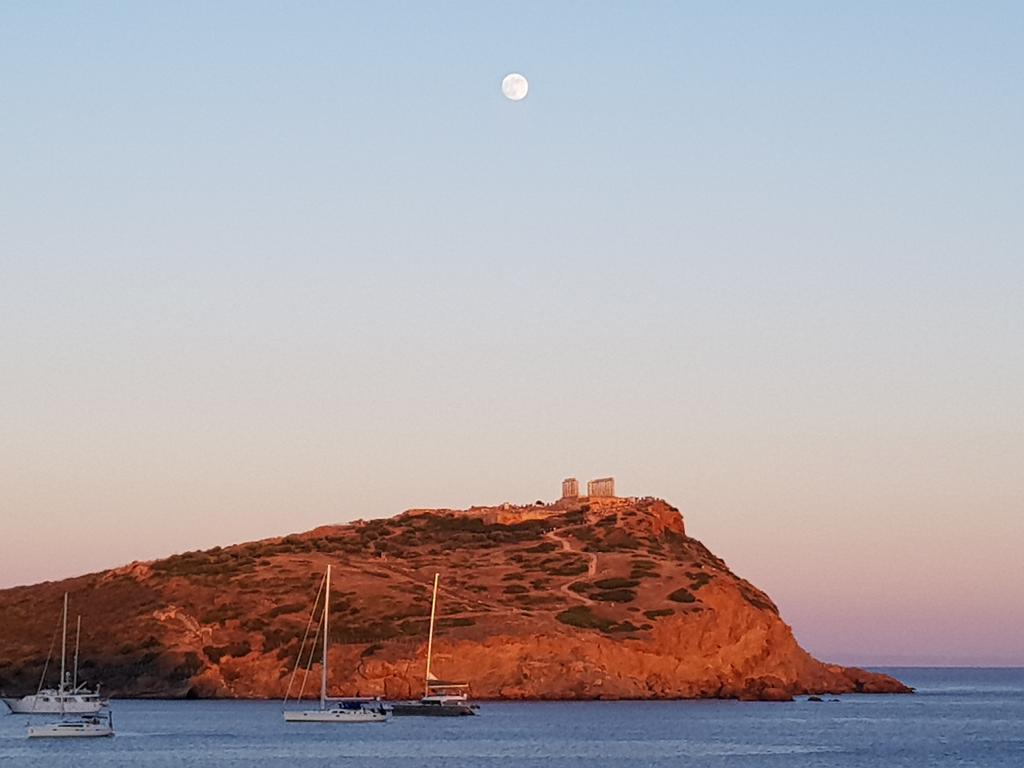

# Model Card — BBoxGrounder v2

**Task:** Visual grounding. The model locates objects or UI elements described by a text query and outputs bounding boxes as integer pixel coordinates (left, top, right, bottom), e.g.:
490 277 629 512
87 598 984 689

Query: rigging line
34 608 62 698
296 604 324 704
283 571 327 705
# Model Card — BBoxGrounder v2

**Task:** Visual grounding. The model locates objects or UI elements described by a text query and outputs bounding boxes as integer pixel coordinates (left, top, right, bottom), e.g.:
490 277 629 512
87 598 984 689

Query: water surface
1 668 1021 767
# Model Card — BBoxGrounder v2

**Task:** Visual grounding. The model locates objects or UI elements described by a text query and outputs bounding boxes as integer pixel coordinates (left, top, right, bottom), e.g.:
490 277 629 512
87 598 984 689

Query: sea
1 668 1021 767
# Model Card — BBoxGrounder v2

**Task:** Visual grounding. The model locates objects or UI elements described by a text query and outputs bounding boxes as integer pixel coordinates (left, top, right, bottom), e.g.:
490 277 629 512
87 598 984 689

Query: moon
501 73 529 101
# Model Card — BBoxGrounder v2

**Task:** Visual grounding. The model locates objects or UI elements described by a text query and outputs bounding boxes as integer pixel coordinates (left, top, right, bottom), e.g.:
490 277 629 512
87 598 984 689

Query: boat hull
3 695 105 715
26 723 113 738
283 709 389 723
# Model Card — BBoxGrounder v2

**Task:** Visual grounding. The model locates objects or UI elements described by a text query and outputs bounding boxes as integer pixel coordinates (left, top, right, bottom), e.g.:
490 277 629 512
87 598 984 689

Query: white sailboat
390 573 476 716
26 594 113 738
282 564 389 723
4 612 107 715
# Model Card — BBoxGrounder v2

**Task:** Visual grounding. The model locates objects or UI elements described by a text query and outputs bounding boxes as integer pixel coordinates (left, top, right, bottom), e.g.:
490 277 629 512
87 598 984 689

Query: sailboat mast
425 572 439 698
73 615 81 691
321 564 331 710
59 593 68 698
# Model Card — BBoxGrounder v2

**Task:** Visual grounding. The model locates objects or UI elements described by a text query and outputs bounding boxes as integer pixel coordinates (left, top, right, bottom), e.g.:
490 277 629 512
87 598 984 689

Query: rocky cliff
0 496 909 701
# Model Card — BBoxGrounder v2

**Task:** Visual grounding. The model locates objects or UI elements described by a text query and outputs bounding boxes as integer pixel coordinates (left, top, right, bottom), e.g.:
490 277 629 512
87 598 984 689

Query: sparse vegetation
630 559 659 579
667 588 696 603
644 609 674 619
593 578 639 590
607 621 640 633
268 601 306 618
203 641 251 663
542 557 589 576
688 571 713 590
555 606 615 631
0 494 825 699
522 541 558 554
201 604 238 625
738 583 777 614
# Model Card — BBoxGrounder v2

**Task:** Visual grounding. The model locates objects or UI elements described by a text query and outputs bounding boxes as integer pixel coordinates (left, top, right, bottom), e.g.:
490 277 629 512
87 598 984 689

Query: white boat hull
3 694 105 715
27 721 113 738
283 708 389 723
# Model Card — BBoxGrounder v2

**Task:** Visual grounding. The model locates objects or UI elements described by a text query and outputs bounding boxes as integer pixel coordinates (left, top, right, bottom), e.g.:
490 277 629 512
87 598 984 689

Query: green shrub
739 584 777 614
242 617 268 632
268 601 306 618
607 621 640 633
201 604 237 624
644 609 674 619
399 619 429 636
593 578 639 590
630 560 659 579
203 641 251 663
555 606 614 631
688 571 713 590
667 588 696 603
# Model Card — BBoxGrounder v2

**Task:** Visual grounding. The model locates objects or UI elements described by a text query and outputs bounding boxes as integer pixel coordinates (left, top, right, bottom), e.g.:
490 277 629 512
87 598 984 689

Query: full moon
501 73 529 101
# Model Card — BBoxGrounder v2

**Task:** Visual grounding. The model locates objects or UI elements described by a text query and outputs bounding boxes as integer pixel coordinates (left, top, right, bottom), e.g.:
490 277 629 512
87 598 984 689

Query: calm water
1 669 1021 767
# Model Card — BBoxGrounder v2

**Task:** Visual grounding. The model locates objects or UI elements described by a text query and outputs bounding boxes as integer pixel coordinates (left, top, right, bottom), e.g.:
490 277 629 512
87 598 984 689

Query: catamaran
389 573 477 717
4 611 107 715
24 594 114 738
282 564 390 723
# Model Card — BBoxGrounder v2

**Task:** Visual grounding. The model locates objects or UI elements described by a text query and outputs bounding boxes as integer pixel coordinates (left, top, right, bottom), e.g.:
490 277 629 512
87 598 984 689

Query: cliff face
0 496 909 701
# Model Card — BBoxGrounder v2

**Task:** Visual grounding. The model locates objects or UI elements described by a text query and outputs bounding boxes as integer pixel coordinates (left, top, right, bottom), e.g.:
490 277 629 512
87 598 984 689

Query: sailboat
4 610 107 715
25 594 113 738
390 573 477 716
282 564 390 723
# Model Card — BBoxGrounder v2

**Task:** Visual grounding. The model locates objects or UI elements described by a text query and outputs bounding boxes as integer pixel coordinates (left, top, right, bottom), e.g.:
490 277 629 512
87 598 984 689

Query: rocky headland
0 494 910 701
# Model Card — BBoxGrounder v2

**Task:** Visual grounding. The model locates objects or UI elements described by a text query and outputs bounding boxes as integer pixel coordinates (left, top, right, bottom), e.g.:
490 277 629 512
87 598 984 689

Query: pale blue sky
2 2 1022 664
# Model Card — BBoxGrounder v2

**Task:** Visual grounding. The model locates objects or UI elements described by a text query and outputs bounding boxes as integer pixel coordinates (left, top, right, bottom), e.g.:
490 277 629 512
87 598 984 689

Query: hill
0 495 909 701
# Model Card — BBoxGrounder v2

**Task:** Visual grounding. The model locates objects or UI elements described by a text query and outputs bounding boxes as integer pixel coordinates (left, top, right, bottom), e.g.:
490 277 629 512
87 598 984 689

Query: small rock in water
807 695 824 702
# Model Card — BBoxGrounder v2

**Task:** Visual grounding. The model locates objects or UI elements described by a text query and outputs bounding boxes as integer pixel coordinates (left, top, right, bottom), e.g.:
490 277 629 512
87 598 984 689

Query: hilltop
0 494 909 701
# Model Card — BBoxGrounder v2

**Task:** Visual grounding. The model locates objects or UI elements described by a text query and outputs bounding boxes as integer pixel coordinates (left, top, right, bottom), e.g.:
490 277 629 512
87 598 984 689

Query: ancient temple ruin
561 476 616 499
587 477 615 498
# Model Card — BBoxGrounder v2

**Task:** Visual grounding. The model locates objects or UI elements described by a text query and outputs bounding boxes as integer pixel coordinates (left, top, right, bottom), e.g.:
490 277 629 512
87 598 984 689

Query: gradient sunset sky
2 2 1022 665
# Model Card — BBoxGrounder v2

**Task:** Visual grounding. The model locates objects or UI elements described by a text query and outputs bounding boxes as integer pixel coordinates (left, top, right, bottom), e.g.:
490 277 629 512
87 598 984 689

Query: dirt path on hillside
544 531 598 606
